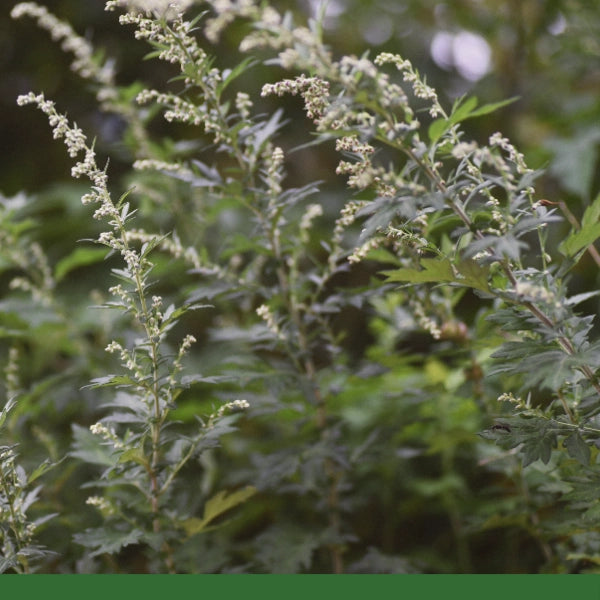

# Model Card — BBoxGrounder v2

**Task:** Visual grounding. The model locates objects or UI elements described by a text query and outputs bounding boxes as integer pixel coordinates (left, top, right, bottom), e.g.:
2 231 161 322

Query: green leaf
251 109 285 154
54 247 108 282
548 127 600 198
428 96 477 143
382 257 454 285
70 424 116 467
521 428 557 467
118 448 148 467
28 458 58 484
428 96 518 143
219 57 258 95
73 526 144 557
182 486 256 536
253 524 321 573
84 375 140 389
428 118 450 144
0 398 16 429
467 96 519 118
581 191 600 228
450 95 479 123
382 257 489 292
566 290 600 306
455 259 491 292
563 432 590 465
559 192 600 257
564 478 600 503
582 502 600 523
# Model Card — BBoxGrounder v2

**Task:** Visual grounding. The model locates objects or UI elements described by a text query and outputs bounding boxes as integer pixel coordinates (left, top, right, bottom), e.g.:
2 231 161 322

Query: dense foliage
2 0 600 573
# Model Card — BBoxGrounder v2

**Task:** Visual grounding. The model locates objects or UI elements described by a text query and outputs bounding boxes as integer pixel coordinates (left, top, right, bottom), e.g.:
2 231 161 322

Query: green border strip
2 575 599 599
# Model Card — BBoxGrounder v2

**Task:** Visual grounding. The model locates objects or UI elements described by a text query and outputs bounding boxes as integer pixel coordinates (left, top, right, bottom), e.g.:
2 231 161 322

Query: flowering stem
381 131 600 402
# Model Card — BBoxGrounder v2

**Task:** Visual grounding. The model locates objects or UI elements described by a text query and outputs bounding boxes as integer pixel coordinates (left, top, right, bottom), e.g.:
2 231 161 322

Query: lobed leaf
181 486 256 536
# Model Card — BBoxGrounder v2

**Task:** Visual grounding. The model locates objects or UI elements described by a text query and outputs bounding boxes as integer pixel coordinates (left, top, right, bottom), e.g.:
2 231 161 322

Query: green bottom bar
2 574 598 600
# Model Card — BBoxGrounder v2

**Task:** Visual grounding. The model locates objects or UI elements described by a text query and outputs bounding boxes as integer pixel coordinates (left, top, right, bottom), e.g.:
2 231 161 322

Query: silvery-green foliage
6 0 600 573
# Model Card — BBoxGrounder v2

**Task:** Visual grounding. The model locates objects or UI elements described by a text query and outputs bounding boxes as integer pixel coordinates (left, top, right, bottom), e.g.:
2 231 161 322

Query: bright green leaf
559 193 600 257
455 259 490 292
467 96 519 118
382 257 454 285
428 118 450 144
428 96 517 143
450 95 479 123
118 448 148 467
182 486 256 536
382 257 489 292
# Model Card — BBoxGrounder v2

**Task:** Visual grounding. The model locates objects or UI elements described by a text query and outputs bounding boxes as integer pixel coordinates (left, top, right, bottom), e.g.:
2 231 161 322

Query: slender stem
0 459 30 573
114 207 176 572
392 141 600 399
269 222 344 574
556 389 576 423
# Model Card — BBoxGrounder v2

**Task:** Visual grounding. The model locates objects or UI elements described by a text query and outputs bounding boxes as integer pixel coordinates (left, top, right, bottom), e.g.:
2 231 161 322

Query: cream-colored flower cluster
12 3 116 88
262 76 330 121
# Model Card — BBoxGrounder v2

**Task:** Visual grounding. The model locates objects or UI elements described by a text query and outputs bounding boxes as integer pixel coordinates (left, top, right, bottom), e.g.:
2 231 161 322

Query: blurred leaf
559 192 600 257
28 457 59 484
54 247 108 282
382 257 454 284
0 398 17 428
253 524 320 573
70 424 116 467
429 96 518 142
521 428 557 467
219 57 258 94
468 97 519 118
118 448 148 466
347 547 417 574
563 432 590 466
73 526 144 557
547 127 600 198
181 486 256 536
382 258 489 292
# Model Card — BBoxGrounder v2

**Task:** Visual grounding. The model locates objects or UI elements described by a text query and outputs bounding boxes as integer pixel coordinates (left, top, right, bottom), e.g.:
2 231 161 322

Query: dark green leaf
253 524 320 573
73 527 144 557
219 57 258 94
563 432 590 465
521 431 556 467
